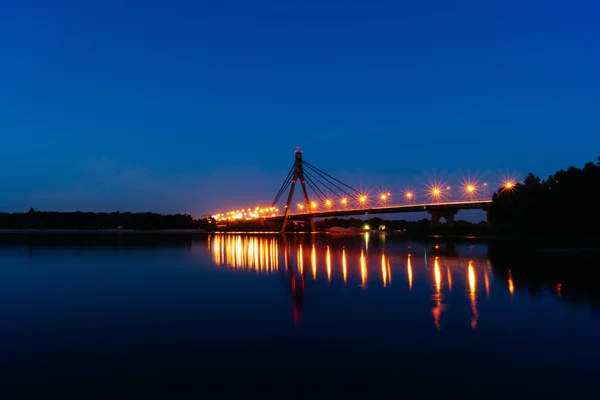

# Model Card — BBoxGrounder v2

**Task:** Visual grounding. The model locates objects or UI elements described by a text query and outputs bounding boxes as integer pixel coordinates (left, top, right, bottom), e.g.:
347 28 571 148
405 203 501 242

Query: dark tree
488 158 600 235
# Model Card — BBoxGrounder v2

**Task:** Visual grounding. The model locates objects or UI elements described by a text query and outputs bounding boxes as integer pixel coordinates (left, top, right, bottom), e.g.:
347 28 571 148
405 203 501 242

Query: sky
1 0 599 218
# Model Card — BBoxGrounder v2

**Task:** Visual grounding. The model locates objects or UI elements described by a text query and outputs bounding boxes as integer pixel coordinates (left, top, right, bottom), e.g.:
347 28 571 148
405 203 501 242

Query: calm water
1 233 599 397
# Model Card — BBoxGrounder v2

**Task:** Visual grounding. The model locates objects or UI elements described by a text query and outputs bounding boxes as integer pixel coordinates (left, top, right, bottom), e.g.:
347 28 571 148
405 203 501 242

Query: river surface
1 233 599 397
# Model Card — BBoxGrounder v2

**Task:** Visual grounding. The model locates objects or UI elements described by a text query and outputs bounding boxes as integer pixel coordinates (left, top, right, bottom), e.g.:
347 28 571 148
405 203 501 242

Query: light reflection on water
208 233 503 331
2 233 600 396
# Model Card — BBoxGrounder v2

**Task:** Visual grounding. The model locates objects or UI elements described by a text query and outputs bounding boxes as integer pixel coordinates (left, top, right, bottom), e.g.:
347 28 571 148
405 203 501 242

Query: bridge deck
266 200 492 220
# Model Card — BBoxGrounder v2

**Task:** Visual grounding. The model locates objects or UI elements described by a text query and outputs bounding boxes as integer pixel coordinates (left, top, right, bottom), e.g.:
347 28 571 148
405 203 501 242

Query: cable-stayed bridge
210 149 514 231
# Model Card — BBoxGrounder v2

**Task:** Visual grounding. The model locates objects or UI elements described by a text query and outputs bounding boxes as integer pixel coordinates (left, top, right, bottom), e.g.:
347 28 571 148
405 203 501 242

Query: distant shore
0 229 209 234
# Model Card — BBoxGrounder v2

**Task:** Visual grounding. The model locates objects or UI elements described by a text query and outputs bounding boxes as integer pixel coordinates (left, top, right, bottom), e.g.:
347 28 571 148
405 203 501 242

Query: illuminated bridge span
211 149 515 231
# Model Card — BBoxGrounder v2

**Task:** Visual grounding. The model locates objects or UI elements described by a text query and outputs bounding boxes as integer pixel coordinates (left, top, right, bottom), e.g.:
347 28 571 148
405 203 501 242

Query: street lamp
431 188 442 202
379 192 390 205
358 195 368 206
465 184 476 201
502 180 516 193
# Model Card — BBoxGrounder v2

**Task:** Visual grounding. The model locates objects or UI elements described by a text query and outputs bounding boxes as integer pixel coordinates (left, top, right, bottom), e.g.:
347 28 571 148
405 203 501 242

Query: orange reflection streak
299 244 305 274
484 269 490 298
468 261 479 329
360 248 367 286
264 238 270 272
244 237 250 269
556 283 562 298
381 253 387 287
326 246 331 283
275 241 279 271
434 257 441 293
447 267 453 293
210 235 279 273
271 239 276 271
508 269 514 295
259 239 264 272
342 248 348 283
387 259 392 286
311 244 317 279
407 255 413 292
432 257 443 331
213 236 220 265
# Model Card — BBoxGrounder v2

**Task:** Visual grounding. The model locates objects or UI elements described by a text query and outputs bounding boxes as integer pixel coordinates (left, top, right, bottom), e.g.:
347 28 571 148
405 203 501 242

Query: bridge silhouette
211 149 503 231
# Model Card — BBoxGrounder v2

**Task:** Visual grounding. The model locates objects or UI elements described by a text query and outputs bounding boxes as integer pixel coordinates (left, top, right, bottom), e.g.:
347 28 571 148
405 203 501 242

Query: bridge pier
428 210 457 227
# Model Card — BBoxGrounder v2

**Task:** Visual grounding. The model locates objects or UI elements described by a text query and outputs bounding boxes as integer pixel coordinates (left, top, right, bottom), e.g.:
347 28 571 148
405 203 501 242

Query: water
1 233 599 397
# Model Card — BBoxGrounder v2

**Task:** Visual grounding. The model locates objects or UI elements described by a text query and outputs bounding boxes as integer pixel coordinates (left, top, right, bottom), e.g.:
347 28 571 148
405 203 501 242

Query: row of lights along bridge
213 180 516 221
294 180 514 211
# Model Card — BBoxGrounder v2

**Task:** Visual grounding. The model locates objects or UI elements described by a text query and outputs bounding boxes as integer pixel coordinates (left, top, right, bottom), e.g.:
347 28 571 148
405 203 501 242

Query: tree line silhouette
488 157 600 235
0 209 194 230
1 157 597 234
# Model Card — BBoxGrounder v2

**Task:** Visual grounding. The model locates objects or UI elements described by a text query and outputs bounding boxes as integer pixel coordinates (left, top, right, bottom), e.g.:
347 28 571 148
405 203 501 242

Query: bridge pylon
281 149 316 232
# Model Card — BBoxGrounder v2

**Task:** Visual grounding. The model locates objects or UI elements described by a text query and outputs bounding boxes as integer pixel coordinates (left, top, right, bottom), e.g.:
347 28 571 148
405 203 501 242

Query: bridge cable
303 174 327 202
302 168 345 199
302 161 357 196
271 164 296 206
303 175 325 203
274 163 295 199
302 162 357 198
272 178 293 207
272 175 293 206
302 161 360 194
304 174 328 202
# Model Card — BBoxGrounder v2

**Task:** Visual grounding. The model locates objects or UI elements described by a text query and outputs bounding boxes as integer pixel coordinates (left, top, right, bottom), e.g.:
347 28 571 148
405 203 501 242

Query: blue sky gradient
1 0 599 217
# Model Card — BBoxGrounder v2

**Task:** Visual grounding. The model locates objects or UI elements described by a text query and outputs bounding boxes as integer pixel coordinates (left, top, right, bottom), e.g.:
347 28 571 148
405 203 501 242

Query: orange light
505 182 514 189
359 195 367 203
380 194 387 201
466 185 475 192
297 203 304 210
406 192 412 198
325 199 332 207
341 198 348 206
310 201 317 209
432 188 441 196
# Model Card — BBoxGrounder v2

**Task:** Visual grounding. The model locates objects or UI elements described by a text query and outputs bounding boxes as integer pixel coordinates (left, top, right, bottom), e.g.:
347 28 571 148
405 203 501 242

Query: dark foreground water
1 233 599 397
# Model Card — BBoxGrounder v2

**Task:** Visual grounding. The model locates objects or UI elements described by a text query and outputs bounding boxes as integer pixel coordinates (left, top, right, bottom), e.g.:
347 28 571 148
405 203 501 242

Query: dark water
1 233 599 397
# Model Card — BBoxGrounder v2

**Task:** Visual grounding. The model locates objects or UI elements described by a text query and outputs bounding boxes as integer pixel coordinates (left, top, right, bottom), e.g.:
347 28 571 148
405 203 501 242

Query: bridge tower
281 149 316 232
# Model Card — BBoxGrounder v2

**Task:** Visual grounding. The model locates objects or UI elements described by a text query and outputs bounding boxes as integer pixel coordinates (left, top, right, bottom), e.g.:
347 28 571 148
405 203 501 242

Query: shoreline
0 228 598 241
0 229 209 234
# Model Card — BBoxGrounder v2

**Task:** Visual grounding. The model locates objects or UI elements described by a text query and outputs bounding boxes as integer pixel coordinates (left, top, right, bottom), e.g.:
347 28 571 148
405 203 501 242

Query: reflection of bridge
210 149 498 231
207 234 502 329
